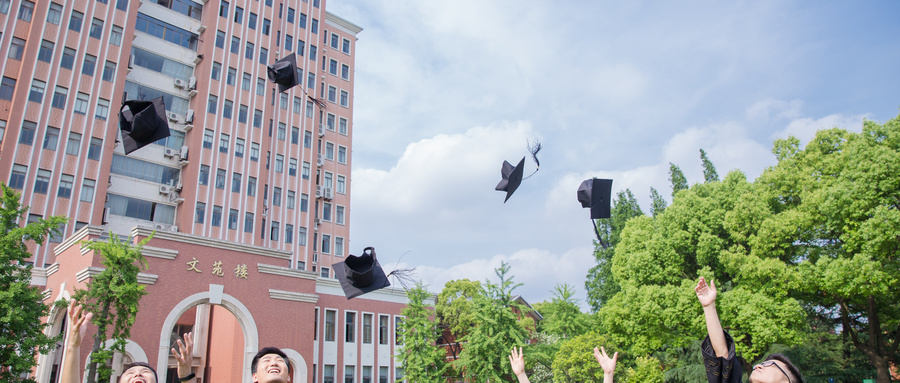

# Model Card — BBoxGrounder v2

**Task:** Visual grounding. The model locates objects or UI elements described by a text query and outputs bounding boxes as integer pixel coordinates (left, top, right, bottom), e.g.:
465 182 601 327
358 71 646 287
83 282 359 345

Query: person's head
251 347 292 383
118 362 158 383
749 354 802 383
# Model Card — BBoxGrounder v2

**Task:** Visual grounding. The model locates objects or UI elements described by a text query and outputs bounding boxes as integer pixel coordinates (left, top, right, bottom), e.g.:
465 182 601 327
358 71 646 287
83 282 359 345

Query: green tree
600 171 807 370
550 331 612 383
753 115 900 382
623 355 664 383
73 233 152 383
585 189 644 311
649 187 667 217
534 284 590 339
397 283 447 383
454 262 531 383
0 184 67 383
699 148 719 183
668 163 688 198
435 278 483 363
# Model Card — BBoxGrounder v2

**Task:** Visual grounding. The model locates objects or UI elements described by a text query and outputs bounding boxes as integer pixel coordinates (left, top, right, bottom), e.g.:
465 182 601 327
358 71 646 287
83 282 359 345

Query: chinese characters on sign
185 258 248 279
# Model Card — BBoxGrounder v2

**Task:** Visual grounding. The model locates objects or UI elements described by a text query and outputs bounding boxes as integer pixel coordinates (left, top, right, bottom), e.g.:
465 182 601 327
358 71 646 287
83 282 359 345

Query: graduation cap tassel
591 218 609 249
386 268 417 291
522 139 542 180
308 94 327 110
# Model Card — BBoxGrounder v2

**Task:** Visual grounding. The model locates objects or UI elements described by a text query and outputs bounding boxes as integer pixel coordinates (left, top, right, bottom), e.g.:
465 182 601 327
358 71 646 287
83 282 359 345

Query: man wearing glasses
696 277 803 383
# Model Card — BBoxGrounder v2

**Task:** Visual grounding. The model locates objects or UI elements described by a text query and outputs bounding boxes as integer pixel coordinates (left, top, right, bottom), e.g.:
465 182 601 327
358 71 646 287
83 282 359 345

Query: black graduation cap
577 178 613 247
495 157 525 203
267 53 301 93
495 139 542 203
118 97 170 155
333 247 391 299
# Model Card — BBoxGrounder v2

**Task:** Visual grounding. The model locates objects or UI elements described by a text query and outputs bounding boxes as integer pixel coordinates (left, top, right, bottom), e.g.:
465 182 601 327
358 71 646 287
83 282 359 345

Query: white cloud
746 99 804 122
773 114 868 146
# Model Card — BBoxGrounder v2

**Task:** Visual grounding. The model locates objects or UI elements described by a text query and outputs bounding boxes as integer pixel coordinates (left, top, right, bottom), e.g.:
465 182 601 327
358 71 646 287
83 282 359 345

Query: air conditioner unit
184 123 193 132
102 208 109 224
197 25 206 34
174 78 187 89
316 154 324 167
175 182 183 192
172 197 185 205
159 185 172 194
163 148 176 158
324 187 333 200
188 77 197 90
318 124 325 137
108 175 113 187
315 186 323 198
127 54 134 69
167 112 180 122
193 54 203 65
180 146 189 160
179 159 189 167
185 109 194 124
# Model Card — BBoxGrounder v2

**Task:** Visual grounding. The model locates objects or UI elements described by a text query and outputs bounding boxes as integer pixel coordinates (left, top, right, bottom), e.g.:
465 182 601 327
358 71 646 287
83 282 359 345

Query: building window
256 78 265 96
231 172 241 193
259 47 268 64
88 138 102 160
58 174 74 198
326 142 334 160
321 234 330 253
102 61 116 82
195 202 205 223
289 158 297 176
80 179 95 202
116 0 128 12
233 6 243 24
135 14 199 50
215 169 226 189
211 62 221 81
247 176 256 196
379 315 389 345
263 18 270 35
324 365 335 383
82 54 97 76
338 146 347 164
323 202 332 222
326 113 335 130
230 36 240 54
340 90 349 107
228 209 238 230
287 190 295 209
272 187 281 206
211 206 222 227
38 40 54 63
66 133 81 156
277 123 286 140
330 33 340 49
311 18 318 33
208 94 218 114
215 30 225 48
244 212 254 233
379 367 388 383
51 86 67 109
284 224 293 244
320 266 330 279
223 99 233 118
0 77 14 101
341 64 350 80
199 165 209 185
275 154 284 173
250 143 260 162
248 12 257 29
61 48 76 69
310 45 317 62
329 59 338 75
345 366 355 383
34 169 51 194
299 12 307 28
396 317 403 345
69 10 84 32
235 138 245 158
304 131 312 148
202 129 213 149
307 72 316 90
8 37 25 60
219 1 228 17
29 80 46 103
96 99 110 120
20 121 37 145
9 164 27 189
343 38 351 54
47 3 63 24
74 92 89 114
328 86 336 103
110 25 123 46
242 72 251 91
42 127 59 150
362 314 372 343
18 1 34 22
335 237 344 256
336 206 344 225
291 127 300 144
298 227 307 246
300 194 308 212
89 18 104 39
226 66 236 85
324 310 336 340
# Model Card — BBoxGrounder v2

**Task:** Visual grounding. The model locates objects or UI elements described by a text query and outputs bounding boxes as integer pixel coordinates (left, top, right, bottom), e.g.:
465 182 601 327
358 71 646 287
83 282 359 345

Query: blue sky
328 0 900 307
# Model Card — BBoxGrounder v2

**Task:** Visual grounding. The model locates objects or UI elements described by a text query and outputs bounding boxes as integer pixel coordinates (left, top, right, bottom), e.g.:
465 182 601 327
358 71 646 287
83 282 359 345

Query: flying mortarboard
118 97 170 155
333 247 391 299
495 139 542 203
267 53 301 93
577 178 613 247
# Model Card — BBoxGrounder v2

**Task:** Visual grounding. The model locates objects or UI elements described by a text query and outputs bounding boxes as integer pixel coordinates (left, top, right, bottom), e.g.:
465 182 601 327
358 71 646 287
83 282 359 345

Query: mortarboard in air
577 178 613 247
267 53 301 93
118 97 170 155
495 139 542 203
333 247 391 299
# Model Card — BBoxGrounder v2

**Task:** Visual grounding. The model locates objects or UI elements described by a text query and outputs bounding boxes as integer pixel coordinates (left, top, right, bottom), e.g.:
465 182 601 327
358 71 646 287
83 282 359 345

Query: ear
252 372 259 383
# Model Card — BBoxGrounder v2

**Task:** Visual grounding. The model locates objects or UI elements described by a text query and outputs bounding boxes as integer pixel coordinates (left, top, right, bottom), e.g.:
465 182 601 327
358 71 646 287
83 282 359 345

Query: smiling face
252 353 291 383
749 360 792 383
119 365 156 383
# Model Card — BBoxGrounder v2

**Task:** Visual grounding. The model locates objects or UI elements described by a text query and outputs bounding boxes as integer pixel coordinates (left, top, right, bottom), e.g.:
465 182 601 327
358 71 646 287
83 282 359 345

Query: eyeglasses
753 361 791 383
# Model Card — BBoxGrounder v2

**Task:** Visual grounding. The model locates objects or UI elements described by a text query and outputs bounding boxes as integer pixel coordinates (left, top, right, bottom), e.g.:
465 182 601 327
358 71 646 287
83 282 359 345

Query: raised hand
695 277 717 307
171 332 195 381
508 347 529 383
594 346 618 375
66 300 93 348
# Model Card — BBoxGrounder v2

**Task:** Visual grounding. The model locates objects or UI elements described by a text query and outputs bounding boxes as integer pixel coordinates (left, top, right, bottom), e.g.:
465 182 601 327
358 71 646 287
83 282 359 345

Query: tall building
0 1 413 382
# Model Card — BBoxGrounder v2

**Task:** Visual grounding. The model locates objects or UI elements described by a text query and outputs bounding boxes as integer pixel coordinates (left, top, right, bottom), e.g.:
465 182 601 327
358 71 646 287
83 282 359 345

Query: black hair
765 353 803 383
251 347 292 375
117 362 158 383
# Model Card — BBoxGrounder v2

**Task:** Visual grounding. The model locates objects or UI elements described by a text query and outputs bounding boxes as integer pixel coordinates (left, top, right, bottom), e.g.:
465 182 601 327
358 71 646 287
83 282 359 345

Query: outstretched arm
594 346 617 383
62 300 93 383
696 277 728 358
508 347 530 383
172 332 196 382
